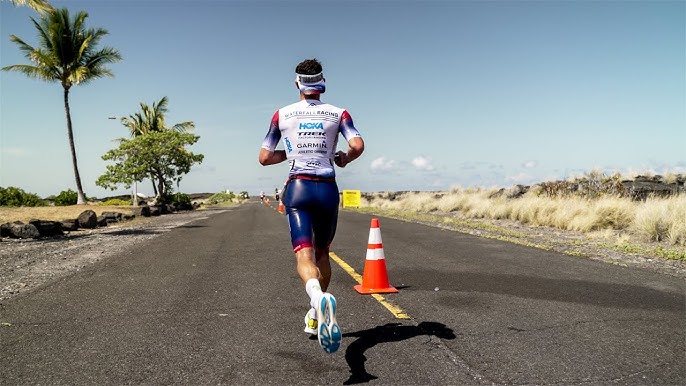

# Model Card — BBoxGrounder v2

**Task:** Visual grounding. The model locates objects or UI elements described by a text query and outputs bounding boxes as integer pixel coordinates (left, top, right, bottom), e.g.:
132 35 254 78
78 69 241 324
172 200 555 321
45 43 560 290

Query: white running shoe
316 292 342 353
304 308 317 335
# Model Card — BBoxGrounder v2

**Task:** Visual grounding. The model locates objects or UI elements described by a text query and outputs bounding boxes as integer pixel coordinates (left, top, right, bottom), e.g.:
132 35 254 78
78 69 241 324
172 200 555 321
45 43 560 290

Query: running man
258 58 364 353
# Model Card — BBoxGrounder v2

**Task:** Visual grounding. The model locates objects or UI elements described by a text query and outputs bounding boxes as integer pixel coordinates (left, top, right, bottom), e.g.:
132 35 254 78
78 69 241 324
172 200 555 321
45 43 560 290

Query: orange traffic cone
354 218 398 294
277 201 285 213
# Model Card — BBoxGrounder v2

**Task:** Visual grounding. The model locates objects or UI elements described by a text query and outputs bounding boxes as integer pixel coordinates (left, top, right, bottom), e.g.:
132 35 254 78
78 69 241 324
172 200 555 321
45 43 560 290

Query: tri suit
261 99 362 252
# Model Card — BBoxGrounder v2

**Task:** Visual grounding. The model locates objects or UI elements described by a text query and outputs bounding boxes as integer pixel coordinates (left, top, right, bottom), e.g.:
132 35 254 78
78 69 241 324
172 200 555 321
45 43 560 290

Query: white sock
305 278 323 309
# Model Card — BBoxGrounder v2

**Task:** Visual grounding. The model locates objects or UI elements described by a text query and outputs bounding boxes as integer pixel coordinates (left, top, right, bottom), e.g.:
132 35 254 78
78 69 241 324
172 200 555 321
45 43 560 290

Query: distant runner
258 58 364 353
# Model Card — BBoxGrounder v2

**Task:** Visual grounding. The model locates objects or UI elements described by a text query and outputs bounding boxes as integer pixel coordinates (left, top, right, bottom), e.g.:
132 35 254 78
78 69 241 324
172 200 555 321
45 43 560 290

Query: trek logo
299 122 324 130
298 131 325 137
284 138 293 152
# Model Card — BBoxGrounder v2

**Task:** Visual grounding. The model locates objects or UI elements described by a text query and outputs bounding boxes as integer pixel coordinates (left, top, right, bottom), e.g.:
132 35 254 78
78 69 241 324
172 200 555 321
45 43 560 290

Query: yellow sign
342 190 361 208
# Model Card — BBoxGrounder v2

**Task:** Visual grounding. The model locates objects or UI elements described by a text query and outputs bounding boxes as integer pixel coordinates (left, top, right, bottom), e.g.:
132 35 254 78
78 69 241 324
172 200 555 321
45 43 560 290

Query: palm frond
10 0 53 14
1 63 53 81
171 121 196 133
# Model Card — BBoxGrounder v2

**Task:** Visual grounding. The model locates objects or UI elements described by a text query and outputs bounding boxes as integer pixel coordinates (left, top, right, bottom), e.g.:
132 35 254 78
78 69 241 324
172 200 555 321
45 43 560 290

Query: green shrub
101 198 131 206
171 192 192 206
54 189 79 206
0 186 45 207
207 191 235 205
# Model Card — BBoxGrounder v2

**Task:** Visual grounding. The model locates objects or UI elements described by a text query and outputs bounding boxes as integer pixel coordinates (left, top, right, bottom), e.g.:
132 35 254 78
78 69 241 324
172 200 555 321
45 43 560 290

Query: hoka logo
299 122 323 130
284 138 293 152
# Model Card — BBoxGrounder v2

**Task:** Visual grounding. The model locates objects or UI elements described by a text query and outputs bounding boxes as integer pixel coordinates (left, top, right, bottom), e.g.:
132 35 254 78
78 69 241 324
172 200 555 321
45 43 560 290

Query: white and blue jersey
261 99 362 178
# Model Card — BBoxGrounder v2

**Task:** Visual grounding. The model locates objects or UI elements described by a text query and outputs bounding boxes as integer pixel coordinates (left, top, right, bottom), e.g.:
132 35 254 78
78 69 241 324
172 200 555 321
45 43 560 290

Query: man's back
263 99 360 178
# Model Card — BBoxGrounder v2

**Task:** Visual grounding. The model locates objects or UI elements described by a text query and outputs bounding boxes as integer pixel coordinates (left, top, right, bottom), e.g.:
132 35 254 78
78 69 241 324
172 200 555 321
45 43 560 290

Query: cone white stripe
366 246 385 260
368 228 382 244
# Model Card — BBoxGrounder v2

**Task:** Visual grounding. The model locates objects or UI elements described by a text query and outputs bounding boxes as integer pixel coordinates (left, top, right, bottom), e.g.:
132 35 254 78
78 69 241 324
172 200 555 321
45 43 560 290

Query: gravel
0 209 226 302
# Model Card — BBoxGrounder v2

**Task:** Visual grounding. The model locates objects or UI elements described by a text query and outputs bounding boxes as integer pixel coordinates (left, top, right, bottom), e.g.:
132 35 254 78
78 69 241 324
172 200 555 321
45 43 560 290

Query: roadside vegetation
0 186 250 224
2 4 202 207
2 6 122 204
357 171 686 261
205 191 251 206
0 205 137 224
99 96 202 203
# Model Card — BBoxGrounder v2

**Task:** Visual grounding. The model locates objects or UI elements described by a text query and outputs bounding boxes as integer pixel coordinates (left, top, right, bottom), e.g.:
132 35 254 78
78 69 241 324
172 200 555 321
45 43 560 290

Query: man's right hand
334 151 346 167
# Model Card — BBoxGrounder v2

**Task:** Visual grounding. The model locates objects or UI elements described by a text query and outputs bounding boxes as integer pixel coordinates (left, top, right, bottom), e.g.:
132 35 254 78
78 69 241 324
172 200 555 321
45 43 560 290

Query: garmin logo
299 122 323 130
297 142 327 149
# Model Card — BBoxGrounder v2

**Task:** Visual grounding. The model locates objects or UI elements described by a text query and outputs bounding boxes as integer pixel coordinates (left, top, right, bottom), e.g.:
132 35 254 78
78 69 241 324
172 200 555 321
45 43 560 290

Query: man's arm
259 148 287 166
335 137 364 168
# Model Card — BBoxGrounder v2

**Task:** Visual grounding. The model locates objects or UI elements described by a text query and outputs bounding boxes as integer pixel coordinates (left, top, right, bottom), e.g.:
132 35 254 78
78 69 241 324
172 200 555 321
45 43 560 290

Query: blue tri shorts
281 176 340 252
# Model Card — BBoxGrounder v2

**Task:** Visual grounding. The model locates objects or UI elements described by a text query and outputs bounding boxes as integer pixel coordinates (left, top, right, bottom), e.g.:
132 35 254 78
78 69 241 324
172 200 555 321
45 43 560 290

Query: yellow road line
329 252 410 319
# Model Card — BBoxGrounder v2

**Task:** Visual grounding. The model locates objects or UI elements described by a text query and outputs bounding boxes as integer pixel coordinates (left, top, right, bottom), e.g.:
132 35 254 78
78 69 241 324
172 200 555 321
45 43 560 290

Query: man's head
295 58 325 96
295 58 323 76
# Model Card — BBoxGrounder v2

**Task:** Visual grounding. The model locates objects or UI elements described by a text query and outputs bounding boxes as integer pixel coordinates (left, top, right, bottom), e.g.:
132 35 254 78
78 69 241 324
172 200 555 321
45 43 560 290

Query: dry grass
0 205 137 224
630 196 686 243
362 189 686 247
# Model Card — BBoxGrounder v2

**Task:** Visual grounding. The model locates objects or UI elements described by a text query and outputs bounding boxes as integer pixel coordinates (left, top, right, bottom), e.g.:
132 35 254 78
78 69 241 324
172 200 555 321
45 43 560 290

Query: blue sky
1 0 684 198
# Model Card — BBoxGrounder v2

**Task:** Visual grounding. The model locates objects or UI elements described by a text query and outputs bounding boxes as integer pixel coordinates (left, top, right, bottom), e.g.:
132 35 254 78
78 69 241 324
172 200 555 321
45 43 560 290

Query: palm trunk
157 178 165 199
64 87 87 205
151 170 165 205
151 175 158 196
156 170 165 198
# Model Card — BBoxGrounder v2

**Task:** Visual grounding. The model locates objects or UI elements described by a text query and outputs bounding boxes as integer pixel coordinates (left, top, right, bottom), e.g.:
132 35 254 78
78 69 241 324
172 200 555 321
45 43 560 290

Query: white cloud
192 164 216 173
370 157 396 173
412 156 435 171
2 147 30 157
505 172 534 183
522 160 538 169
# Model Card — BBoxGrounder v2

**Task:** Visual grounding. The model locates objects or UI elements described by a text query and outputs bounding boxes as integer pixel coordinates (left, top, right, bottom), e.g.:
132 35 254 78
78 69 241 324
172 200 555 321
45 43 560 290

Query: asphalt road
1 201 684 385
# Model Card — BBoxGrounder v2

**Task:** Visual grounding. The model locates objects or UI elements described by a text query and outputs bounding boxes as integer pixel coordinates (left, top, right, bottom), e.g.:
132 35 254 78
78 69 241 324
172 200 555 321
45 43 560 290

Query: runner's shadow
342 321 456 385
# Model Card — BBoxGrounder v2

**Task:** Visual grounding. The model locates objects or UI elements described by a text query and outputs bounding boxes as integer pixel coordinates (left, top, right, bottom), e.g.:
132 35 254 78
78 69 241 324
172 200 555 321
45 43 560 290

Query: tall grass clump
359 170 685 249
399 192 442 212
361 192 408 210
631 195 686 245
438 187 500 218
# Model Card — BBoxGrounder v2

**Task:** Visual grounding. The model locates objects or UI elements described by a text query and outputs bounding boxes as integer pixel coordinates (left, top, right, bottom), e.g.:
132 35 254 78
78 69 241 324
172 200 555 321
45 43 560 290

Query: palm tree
2 8 122 204
8 0 53 14
121 96 194 138
119 97 195 198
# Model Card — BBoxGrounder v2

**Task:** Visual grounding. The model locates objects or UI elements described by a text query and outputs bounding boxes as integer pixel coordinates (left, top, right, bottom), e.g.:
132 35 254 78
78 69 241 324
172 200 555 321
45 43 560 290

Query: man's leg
295 245 340 352
295 247 326 309
295 247 320 285
295 247 322 336
314 246 331 292
295 246 330 290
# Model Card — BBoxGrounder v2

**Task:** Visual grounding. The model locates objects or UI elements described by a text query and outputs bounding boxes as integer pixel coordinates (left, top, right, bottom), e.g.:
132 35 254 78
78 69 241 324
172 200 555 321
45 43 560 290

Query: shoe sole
317 293 341 353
